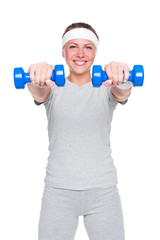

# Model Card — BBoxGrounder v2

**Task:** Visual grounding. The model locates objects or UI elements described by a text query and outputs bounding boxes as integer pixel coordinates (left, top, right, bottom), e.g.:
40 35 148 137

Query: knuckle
117 62 123 71
29 64 34 70
49 64 53 69
123 63 129 70
35 63 40 73
36 63 40 68
29 64 36 72
105 64 110 71
41 62 48 69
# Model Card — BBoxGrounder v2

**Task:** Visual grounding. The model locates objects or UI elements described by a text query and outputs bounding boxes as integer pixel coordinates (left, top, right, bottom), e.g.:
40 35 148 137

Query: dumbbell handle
102 70 133 82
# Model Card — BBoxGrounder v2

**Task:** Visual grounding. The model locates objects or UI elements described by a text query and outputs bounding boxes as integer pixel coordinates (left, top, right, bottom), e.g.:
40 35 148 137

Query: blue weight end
14 68 25 89
133 65 144 86
54 65 65 86
92 65 103 87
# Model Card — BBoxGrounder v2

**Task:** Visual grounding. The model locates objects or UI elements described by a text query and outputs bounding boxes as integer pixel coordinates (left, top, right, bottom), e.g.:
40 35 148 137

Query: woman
27 22 132 240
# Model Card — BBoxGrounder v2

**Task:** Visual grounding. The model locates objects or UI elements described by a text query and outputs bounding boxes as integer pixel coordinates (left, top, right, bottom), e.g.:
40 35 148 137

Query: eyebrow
68 42 94 46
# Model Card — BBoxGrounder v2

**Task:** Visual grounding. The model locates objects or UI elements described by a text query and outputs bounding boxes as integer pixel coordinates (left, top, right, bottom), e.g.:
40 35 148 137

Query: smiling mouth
73 60 87 66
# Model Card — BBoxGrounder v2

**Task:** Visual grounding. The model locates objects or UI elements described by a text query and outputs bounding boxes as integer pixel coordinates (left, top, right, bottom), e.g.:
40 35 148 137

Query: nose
77 47 85 58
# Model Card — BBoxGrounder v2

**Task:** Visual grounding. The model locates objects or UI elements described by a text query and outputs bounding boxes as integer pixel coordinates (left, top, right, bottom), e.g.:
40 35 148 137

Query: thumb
103 80 112 87
45 79 55 87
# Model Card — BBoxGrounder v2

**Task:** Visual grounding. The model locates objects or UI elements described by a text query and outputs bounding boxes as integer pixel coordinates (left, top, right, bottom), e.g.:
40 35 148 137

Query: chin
71 64 92 74
72 68 91 75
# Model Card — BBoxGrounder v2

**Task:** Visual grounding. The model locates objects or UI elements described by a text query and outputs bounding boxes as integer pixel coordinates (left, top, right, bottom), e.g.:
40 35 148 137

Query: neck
67 70 91 86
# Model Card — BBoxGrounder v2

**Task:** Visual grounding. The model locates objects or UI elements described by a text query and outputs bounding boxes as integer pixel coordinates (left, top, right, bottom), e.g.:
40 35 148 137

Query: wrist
111 84 132 102
116 81 133 90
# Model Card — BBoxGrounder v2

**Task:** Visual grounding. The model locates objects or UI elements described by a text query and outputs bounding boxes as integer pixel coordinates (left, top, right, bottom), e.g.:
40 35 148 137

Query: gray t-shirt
36 78 127 190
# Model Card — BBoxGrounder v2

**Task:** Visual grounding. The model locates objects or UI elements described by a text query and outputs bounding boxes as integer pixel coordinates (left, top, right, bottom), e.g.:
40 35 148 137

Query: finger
46 64 53 81
110 61 118 85
35 64 41 84
104 64 113 80
28 64 36 83
103 79 112 87
117 62 123 84
40 62 48 86
123 63 130 82
45 79 55 87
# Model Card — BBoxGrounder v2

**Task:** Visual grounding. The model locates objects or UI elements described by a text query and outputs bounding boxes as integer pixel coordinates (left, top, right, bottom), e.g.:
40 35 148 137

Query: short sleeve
43 87 54 108
34 100 44 105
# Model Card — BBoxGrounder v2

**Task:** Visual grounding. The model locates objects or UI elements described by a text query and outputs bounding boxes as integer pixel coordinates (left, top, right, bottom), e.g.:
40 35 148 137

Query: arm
111 85 132 103
27 62 55 103
27 83 51 103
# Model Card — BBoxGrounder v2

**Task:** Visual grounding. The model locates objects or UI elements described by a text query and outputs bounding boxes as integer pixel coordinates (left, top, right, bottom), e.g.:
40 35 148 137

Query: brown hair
62 22 99 40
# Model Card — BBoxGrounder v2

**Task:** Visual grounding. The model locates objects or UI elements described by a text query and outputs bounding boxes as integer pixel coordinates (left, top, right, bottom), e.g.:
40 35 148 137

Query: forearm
27 83 51 102
111 86 132 102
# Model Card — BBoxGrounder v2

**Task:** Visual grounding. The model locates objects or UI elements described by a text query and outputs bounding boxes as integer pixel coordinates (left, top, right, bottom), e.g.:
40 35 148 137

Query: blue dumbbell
92 65 144 87
14 64 65 89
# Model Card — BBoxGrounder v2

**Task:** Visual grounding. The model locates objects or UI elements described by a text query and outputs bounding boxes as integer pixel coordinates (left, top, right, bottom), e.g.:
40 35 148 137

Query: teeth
74 61 86 66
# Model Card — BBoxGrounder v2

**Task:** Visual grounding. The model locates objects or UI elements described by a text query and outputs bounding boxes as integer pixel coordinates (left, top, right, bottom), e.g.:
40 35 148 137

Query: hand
103 61 130 87
28 62 55 88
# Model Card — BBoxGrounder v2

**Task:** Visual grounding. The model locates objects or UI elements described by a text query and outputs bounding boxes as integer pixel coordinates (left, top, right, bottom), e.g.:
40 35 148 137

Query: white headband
62 28 98 48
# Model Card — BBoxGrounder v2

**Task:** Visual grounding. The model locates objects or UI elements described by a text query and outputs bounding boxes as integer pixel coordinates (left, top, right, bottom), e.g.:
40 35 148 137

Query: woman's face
62 39 96 75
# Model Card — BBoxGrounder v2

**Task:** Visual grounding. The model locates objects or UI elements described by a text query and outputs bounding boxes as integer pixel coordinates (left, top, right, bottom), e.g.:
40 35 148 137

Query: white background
0 0 160 239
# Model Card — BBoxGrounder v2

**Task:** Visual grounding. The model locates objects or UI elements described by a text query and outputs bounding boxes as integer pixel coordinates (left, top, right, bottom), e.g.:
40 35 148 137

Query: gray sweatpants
38 185 125 240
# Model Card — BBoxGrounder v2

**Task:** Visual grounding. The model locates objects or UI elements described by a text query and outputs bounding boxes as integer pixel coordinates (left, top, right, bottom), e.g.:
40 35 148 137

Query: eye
70 45 77 49
85 46 92 50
